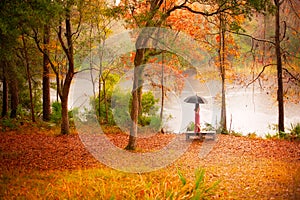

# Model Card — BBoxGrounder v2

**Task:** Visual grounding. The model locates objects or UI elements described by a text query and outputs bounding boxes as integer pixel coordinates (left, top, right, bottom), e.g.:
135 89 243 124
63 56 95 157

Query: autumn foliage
0 124 300 199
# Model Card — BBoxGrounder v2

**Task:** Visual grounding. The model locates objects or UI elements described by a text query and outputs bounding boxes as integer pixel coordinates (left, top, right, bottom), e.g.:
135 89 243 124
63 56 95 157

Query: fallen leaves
0 125 300 199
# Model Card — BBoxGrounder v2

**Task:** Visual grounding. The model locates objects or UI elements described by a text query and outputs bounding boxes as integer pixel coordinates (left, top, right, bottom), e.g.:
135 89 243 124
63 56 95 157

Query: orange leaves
168 8 208 40
1 124 300 199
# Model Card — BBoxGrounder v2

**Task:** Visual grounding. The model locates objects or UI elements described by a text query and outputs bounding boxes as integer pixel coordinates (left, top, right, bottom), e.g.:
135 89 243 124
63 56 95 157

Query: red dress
194 110 200 133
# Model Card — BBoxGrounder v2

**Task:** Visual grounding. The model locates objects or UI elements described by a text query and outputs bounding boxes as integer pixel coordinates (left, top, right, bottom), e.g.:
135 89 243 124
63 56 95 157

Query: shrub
202 122 215 131
0 118 18 131
218 127 229 135
290 123 300 139
186 121 195 131
231 131 243 137
247 132 257 138
50 102 78 127
149 115 162 131
50 102 62 124
265 133 274 139
111 90 160 130
266 123 300 140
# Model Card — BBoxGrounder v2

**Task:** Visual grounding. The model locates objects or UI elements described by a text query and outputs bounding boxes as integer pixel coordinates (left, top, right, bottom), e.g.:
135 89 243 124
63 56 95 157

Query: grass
0 167 219 200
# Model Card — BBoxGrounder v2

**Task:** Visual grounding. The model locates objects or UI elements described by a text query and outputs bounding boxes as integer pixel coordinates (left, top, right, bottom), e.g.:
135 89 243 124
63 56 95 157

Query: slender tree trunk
219 14 227 133
1 66 8 118
8 65 19 119
103 80 109 123
98 32 106 122
98 75 102 121
22 35 35 122
160 52 164 120
43 24 51 121
274 0 284 132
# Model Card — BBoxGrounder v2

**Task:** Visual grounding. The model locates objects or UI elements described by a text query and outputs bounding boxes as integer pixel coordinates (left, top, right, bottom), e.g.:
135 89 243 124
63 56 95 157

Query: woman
194 104 201 133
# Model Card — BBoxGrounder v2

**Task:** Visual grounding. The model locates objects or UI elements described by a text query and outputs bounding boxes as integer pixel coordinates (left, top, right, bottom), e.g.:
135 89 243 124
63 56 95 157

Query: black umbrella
184 95 207 105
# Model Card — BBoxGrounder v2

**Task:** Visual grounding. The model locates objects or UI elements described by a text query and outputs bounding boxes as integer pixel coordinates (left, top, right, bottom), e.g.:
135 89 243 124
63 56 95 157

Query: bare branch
228 30 276 45
283 67 300 83
246 63 276 86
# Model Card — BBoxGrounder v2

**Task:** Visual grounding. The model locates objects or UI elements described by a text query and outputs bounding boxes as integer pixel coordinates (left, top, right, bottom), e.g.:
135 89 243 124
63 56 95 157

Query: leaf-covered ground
0 124 300 199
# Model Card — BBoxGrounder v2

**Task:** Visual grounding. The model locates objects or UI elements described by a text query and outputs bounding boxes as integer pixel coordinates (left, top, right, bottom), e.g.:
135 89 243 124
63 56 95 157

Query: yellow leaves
235 14 246 24
241 0 247 6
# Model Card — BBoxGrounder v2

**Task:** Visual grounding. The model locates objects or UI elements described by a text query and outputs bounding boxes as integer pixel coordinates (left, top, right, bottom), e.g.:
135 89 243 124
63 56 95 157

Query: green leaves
177 169 187 186
177 168 220 199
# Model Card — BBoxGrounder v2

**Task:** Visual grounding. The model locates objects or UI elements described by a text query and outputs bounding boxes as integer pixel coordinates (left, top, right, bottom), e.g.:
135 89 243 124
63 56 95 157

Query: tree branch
228 30 276 45
283 67 300 84
246 63 276 86
58 24 71 62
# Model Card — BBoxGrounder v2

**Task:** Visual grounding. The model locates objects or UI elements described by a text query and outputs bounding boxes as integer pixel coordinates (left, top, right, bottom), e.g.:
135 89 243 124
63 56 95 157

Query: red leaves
216 35 221 43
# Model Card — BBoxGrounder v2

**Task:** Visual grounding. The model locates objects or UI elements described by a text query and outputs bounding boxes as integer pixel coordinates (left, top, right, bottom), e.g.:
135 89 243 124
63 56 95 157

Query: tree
82 0 117 123
120 0 232 149
218 12 228 133
0 0 26 119
21 35 35 122
42 24 51 121
1 65 8 117
274 0 284 132
32 0 82 134
7 64 19 119
120 0 215 149
239 0 300 133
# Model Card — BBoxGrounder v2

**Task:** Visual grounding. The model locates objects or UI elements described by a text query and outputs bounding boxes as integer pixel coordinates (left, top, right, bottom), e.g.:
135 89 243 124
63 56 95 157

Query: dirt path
0 125 299 199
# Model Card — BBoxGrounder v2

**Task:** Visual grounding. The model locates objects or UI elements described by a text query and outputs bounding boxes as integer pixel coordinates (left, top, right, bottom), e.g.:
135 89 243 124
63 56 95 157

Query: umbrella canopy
184 95 207 104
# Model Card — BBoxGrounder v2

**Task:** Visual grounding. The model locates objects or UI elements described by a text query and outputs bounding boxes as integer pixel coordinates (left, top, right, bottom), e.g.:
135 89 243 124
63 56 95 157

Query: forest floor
0 123 300 199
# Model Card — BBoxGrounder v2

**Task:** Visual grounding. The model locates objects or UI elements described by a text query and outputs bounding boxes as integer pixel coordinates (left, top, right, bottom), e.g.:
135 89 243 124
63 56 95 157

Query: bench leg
212 134 216 141
199 134 204 140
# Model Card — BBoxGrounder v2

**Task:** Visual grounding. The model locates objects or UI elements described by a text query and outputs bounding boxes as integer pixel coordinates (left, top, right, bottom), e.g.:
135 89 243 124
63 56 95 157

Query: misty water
68 71 300 138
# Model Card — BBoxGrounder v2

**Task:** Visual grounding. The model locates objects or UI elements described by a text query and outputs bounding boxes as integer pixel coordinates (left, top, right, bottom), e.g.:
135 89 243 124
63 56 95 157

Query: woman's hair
194 104 200 112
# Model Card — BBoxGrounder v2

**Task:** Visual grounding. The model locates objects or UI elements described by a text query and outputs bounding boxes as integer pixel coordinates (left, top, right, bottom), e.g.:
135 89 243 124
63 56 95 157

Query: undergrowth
0 167 219 199
266 123 300 141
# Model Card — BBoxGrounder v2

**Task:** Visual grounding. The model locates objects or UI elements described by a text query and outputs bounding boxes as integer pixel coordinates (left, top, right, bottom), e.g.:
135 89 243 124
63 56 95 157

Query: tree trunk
160 52 164 120
58 8 75 134
60 95 70 134
103 80 109 123
1 66 8 118
43 24 51 121
8 65 19 119
126 48 145 150
274 0 285 133
98 75 102 121
219 14 227 133
125 0 164 149
22 35 35 122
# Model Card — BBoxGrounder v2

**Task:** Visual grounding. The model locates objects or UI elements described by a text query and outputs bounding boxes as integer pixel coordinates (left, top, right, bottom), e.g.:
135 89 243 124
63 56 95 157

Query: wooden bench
185 131 216 141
